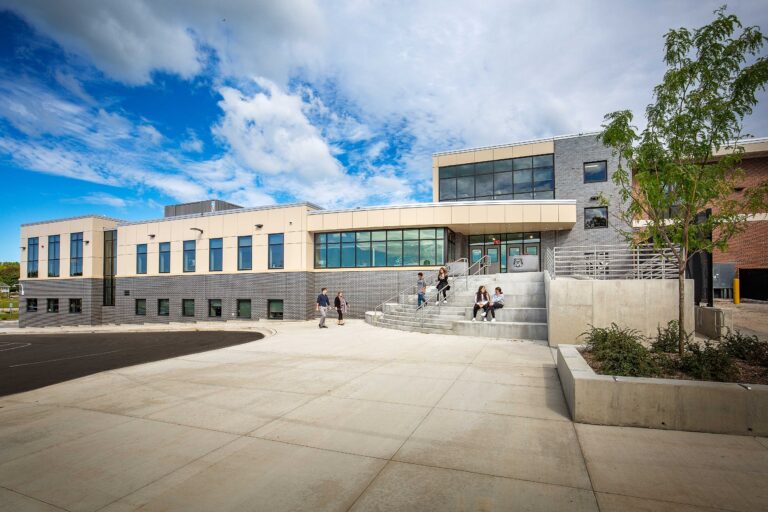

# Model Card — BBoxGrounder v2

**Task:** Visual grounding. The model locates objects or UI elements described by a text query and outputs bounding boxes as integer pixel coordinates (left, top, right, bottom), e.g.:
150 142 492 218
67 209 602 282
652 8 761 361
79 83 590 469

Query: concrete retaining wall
545 272 694 347
695 306 732 340
557 344 768 436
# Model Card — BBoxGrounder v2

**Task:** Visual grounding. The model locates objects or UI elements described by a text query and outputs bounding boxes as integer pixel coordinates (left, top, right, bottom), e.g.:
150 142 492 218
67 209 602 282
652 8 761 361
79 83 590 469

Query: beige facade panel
541 204 559 223
492 146 516 160
20 217 118 280
473 149 493 162
558 204 577 223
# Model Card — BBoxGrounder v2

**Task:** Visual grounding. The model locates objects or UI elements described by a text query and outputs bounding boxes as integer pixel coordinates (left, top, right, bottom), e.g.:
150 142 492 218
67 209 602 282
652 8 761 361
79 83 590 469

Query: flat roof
118 202 323 226
21 214 124 228
307 199 577 215
432 131 600 157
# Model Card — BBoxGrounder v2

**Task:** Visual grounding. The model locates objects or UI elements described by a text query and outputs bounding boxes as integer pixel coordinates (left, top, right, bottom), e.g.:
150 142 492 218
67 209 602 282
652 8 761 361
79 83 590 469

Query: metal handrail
415 255 491 327
550 244 677 280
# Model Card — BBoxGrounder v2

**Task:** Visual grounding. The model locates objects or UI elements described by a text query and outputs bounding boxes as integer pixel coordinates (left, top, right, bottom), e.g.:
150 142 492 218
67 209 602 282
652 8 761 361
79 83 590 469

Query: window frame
46 298 59 313
157 298 170 317
68 298 82 314
70 232 83 276
583 160 608 184
136 244 148 274
584 206 609 229
238 236 253 271
236 299 252 319
183 240 196 272
268 233 284 269
26 298 38 312
182 299 195 317
267 299 284 320
208 299 223 318
135 298 147 316
158 242 171 273
27 237 39 278
48 235 60 277
209 238 223 271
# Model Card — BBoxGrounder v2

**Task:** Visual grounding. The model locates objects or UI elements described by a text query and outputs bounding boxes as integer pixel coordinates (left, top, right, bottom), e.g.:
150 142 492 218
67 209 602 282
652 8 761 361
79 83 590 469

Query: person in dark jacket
472 286 490 321
316 288 330 328
435 267 450 304
334 291 349 325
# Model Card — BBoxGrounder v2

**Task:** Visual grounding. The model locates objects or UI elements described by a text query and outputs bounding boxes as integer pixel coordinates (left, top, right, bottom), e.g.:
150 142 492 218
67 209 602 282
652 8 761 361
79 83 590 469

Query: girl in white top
489 287 504 322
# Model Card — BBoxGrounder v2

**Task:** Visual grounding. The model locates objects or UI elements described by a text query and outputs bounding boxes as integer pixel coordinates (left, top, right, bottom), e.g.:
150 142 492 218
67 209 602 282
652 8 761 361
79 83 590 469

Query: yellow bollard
733 278 740 305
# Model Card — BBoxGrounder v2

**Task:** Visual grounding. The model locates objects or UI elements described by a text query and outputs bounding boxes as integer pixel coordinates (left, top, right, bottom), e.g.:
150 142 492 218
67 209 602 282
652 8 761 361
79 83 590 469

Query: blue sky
1 0 767 262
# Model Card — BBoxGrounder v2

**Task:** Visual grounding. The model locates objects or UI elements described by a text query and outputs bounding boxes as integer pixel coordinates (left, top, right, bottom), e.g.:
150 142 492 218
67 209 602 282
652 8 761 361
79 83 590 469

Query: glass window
158 242 171 273
268 299 284 320
402 240 419 266
209 238 223 271
48 235 60 277
439 165 459 178
456 176 474 199
585 207 609 229
27 237 39 278
356 231 371 242
372 241 387 266
387 241 402 266
26 298 38 312
315 245 327 268
533 167 554 191
327 233 341 243
455 163 475 176
341 232 355 243
69 298 82 314
341 242 355 267
420 228 436 239
356 241 371 267
371 231 386 241
158 299 169 316
475 161 493 174
403 229 419 240
534 190 555 199
103 230 116 306
208 299 222 317
494 159 513 173
316 233 327 244
182 299 195 317
135 299 146 316
136 244 147 274
268 233 284 269
513 157 532 170
237 299 251 319
475 173 494 197
515 192 534 200
70 232 83 276
183 240 196 272
494 172 513 196
238 236 252 270
387 230 402 241
327 243 340 267
439 178 457 201
532 154 554 168
584 161 608 183
46 298 59 313
419 239 436 265
514 169 533 193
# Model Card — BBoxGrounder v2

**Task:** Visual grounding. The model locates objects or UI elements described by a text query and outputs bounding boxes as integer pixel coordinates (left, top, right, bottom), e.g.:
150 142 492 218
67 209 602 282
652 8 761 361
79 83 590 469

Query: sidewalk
1 320 766 511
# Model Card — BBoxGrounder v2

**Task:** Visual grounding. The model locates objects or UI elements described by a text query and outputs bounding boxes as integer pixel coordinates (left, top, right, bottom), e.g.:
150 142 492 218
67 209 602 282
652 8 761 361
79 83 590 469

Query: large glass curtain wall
439 154 555 201
315 228 450 268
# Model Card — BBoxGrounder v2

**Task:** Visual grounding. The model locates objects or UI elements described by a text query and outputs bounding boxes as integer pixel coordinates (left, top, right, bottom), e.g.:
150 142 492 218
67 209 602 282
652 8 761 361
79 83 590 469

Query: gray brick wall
554 134 627 247
19 278 102 328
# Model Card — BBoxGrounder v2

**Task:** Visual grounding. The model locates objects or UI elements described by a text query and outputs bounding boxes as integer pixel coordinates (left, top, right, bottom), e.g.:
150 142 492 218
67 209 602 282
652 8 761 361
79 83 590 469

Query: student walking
436 267 450 304
416 272 426 309
316 288 330 328
489 287 505 322
334 291 349 325
472 286 491 321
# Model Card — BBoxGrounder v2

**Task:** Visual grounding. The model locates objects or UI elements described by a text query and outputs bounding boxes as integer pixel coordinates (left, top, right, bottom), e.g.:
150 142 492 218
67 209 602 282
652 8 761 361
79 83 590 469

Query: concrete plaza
1 320 767 512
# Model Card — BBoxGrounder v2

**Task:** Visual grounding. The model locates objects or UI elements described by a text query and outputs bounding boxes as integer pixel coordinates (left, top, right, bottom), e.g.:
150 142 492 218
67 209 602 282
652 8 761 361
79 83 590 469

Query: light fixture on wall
255 224 263 229
148 234 155 239
190 227 203 235
589 196 600 202
20 247 25 251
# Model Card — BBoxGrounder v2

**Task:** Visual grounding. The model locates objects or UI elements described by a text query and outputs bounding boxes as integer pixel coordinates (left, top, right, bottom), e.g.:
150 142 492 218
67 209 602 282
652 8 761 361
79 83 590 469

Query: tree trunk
678 249 687 356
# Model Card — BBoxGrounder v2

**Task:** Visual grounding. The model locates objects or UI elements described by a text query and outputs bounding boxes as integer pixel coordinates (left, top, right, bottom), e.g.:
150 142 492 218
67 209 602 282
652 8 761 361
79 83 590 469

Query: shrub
582 323 657 377
720 329 768 367
651 320 690 353
680 341 737 382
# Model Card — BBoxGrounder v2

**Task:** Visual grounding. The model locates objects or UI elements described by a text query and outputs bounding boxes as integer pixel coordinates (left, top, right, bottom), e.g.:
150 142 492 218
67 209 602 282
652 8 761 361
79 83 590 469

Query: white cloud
180 129 204 152
80 192 128 208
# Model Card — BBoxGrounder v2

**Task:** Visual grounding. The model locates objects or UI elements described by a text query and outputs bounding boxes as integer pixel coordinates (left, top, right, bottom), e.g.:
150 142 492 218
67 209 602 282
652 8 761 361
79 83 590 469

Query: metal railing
371 256 490 327
549 244 678 280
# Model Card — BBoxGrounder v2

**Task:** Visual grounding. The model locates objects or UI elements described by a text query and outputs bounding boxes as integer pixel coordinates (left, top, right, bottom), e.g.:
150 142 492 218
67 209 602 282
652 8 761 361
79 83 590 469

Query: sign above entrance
509 255 539 272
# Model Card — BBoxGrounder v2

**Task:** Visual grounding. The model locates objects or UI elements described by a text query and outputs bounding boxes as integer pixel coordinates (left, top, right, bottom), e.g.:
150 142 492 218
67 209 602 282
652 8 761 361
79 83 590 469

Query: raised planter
557 344 768 436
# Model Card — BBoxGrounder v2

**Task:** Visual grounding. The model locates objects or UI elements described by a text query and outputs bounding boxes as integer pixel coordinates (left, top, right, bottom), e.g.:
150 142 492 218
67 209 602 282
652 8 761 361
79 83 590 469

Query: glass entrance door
507 244 522 258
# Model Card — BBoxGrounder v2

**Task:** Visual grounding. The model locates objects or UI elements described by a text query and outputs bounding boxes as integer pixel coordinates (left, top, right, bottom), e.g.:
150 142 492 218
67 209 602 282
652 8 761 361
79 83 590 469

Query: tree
599 7 768 356
0 262 20 288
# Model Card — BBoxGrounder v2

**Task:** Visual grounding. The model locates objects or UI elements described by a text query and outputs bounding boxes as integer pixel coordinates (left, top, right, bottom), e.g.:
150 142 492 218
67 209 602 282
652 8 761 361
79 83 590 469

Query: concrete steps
367 271 549 341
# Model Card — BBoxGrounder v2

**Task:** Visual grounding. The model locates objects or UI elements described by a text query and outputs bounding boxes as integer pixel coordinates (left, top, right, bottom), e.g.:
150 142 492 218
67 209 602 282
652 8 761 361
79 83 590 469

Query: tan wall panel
469 205 488 224
486 204 505 223
416 206 435 225
451 206 470 224
307 215 323 232
352 211 368 228
504 205 524 223
399 208 418 227
523 204 541 223
452 152 475 165
541 204 558 223
337 212 354 231
382 208 400 227
493 146 516 160
559 204 577 223
433 206 452 225
474 149 493 162
323 213 339 231
367 209 385 229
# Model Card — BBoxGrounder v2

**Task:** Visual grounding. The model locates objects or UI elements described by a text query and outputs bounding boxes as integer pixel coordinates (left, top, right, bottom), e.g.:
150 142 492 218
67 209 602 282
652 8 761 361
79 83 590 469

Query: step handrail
372 259 466 326
416 255 491 327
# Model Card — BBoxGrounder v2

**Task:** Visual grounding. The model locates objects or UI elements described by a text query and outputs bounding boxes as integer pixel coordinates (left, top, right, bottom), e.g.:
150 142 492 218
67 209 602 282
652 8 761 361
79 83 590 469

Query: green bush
582 323 657 377
720 329 768 367
680 341 737 382
650 320 689 353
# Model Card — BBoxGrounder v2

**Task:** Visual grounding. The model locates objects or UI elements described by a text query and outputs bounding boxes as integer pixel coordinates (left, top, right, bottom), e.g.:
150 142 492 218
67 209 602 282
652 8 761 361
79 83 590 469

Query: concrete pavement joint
0 484 70 511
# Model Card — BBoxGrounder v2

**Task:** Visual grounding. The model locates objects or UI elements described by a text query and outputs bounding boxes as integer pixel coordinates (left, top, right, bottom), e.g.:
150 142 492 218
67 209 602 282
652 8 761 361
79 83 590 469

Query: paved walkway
0 320 766 511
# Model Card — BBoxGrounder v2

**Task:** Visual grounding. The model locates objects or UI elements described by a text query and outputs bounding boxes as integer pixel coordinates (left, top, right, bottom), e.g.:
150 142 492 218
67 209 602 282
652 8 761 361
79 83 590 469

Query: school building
16 132 767 329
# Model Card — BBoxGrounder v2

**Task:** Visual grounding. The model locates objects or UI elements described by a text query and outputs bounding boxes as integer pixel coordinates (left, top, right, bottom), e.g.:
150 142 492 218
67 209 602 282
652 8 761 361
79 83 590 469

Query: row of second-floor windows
315 228 448 268
25 233 83 278
135 234 284 274
25 298 81 313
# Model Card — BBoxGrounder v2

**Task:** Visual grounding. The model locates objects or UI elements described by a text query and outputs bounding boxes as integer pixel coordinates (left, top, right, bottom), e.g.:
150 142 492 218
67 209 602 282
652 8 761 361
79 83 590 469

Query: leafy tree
0 262 19 288
599 7 768 355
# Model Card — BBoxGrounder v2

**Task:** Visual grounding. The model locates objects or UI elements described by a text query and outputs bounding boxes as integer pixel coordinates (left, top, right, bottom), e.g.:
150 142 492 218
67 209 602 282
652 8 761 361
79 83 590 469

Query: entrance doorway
469 233 541 272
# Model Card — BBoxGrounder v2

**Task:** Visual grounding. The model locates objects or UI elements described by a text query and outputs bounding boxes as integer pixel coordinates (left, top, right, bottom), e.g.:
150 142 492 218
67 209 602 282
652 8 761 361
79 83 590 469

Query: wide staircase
365 271 548 341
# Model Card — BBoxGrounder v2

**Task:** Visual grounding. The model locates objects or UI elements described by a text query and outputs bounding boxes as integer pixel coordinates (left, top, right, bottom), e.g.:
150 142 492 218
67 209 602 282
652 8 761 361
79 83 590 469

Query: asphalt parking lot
0 330 264 397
